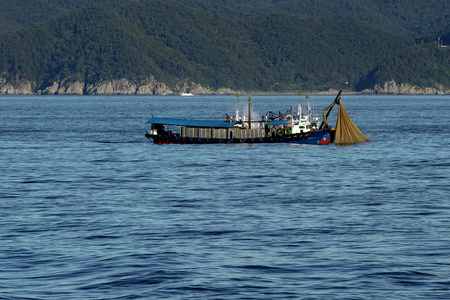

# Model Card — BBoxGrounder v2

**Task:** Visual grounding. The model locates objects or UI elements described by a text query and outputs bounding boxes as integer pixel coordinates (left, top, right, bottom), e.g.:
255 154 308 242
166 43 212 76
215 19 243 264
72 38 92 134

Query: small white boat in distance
180 92 194 96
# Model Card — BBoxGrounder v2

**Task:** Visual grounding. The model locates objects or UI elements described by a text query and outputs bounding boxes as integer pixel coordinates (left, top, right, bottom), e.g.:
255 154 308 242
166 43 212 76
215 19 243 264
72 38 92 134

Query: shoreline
1 79 448 96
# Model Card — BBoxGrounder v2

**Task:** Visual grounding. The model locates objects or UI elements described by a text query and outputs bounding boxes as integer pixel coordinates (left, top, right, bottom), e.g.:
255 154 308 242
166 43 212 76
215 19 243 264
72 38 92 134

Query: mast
248 96 252 129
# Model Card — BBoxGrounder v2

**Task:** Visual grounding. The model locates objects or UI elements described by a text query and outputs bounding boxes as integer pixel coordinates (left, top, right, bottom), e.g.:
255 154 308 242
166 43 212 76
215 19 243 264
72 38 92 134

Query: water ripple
1 95 450 299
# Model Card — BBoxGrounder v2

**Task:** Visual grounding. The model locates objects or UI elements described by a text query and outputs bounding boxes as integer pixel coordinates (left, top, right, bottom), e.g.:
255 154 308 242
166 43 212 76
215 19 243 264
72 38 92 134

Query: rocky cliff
360 80 449 95
0 77 34 95
0 77 448 95
0 76 235 95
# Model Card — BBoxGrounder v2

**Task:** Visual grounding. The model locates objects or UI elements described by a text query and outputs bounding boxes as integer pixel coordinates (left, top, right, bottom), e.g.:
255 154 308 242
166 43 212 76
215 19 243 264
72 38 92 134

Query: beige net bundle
322 94 371 144
334 101 371 144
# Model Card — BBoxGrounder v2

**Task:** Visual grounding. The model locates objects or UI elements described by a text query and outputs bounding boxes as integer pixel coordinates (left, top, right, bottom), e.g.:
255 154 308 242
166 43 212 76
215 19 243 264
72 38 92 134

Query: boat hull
146 129 330 145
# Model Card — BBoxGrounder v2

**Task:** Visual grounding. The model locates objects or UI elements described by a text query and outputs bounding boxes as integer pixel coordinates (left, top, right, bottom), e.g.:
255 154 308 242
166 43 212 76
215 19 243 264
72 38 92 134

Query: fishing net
334 102 371 144
322 98 371 144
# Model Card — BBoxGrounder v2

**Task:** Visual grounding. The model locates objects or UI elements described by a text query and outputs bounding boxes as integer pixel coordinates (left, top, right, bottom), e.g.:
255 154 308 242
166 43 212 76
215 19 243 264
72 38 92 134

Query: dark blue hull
146 129 330 145
287 130 331 144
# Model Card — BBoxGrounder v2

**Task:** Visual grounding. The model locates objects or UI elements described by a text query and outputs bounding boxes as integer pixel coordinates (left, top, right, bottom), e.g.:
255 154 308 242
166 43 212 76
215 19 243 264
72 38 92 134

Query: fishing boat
180 92 194 96
145 91 371 145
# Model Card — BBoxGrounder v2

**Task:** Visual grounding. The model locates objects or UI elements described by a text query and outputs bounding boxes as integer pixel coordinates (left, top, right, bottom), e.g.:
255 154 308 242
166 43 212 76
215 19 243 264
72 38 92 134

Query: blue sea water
0 94 449 299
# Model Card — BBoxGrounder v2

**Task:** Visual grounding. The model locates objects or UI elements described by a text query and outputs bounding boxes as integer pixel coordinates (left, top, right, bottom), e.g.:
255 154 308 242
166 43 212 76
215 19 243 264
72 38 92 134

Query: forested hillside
177 0 449 38
0 0 132 33
1 0 448 38
0 0 448 94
